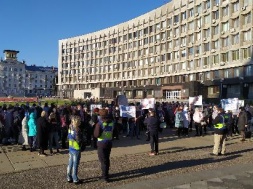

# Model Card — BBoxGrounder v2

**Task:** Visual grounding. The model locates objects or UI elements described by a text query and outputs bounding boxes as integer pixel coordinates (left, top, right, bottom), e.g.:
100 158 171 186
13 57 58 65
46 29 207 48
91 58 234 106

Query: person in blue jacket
27 112 37 152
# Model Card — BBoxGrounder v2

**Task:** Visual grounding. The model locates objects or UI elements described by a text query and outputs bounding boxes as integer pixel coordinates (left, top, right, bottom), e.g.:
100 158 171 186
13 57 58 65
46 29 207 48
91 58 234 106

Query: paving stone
190 181 208 189
172 184 191 189
207 178 223 183
220 175 237 180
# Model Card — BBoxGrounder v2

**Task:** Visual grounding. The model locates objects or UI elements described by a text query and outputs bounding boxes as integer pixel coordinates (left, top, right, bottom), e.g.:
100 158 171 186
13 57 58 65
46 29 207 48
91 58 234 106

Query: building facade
58 0 253 103
0 50 57 97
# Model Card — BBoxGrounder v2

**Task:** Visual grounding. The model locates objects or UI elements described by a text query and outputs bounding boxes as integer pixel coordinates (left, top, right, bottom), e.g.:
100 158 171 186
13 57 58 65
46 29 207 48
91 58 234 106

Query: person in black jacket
237 107 248 141
144 110 159 156
112 106 120 139
94 108 114 182
37 111 50 156
91 108 100 149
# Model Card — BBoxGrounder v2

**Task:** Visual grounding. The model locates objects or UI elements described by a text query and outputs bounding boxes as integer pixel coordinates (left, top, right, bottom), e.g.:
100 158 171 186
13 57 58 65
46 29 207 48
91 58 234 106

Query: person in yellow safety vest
94 108 114 182
67 115 83 185
211 108 228 156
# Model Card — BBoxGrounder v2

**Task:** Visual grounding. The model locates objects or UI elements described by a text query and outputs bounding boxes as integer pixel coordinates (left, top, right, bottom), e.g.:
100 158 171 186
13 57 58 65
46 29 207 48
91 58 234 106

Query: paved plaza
0 128 253 189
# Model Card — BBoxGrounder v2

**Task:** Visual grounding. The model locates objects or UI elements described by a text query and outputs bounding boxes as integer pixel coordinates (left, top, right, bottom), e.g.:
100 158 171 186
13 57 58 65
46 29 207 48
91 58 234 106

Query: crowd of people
0 100 252 184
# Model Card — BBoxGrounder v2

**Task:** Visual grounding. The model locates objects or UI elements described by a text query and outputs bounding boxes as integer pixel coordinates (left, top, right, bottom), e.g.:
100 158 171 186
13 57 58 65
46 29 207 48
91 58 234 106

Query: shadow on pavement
109 154 242 182
158 142 237 155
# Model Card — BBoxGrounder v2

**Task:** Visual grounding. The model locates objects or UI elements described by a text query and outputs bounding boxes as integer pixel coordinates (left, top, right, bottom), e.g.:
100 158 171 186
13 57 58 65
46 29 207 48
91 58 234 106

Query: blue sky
0 0 170 67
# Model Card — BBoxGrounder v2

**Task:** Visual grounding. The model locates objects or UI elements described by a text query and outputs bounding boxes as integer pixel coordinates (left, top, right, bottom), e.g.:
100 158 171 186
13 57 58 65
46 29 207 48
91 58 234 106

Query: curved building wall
58 0 253 101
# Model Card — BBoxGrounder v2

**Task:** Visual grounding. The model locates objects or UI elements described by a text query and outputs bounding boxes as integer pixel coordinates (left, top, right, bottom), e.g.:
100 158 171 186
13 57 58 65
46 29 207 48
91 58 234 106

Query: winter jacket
237 110 248 131
18 116 29 145
193 111 203 123
27 113 37 137
175 111 184 128
182 110 190 128
144 116 159 132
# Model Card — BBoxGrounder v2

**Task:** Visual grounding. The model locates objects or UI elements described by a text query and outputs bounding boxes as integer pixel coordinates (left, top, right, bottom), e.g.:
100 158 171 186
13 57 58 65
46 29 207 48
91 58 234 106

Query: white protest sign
90 104 102 115
119 105 136 118
221 98 244 115
189 95 203 106
141 98 155 109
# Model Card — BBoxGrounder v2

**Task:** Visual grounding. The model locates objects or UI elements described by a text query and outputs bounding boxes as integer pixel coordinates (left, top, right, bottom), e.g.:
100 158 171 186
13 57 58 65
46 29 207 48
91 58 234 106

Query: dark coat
144 116 159 133
36 117 49 150
237 110 248 131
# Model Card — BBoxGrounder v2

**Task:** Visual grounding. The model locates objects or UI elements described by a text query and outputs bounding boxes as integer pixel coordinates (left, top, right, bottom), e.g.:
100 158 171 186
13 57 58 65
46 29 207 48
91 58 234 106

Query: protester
67 115 83 185
37 111 49 156
224 110 233 138
94 108 114 182
237 107 248 141
60 108 70 149
182 106 190 136
27 112 37 152
174 107 184 137
4 106 14 144
90 107 100 149
18 112 29 150
193 107 204 136
48 111 60 154
211 108 227 156
112 106 120 139
144 110 159 156
129 117 139 139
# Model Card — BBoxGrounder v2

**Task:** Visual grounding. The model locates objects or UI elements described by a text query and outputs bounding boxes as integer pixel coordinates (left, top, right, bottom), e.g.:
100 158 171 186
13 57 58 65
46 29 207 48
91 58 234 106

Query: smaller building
25 65 58 97
0 50 58 97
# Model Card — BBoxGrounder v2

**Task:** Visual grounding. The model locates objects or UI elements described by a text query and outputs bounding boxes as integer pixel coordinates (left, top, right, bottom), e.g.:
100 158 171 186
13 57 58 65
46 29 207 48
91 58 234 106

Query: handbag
160 122 167 129
245 127 251 139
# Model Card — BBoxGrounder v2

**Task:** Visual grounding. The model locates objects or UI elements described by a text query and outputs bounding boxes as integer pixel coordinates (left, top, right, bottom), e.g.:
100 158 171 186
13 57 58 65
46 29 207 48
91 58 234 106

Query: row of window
61 63 253 86
62 11 251 55
61 27 252 64
61 65 252 90
61 47 251 76
61 0 251 51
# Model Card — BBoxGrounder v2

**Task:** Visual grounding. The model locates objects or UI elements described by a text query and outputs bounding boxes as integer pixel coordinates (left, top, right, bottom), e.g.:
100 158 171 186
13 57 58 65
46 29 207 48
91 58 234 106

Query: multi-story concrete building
0 50 57 97
58 0 253 103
